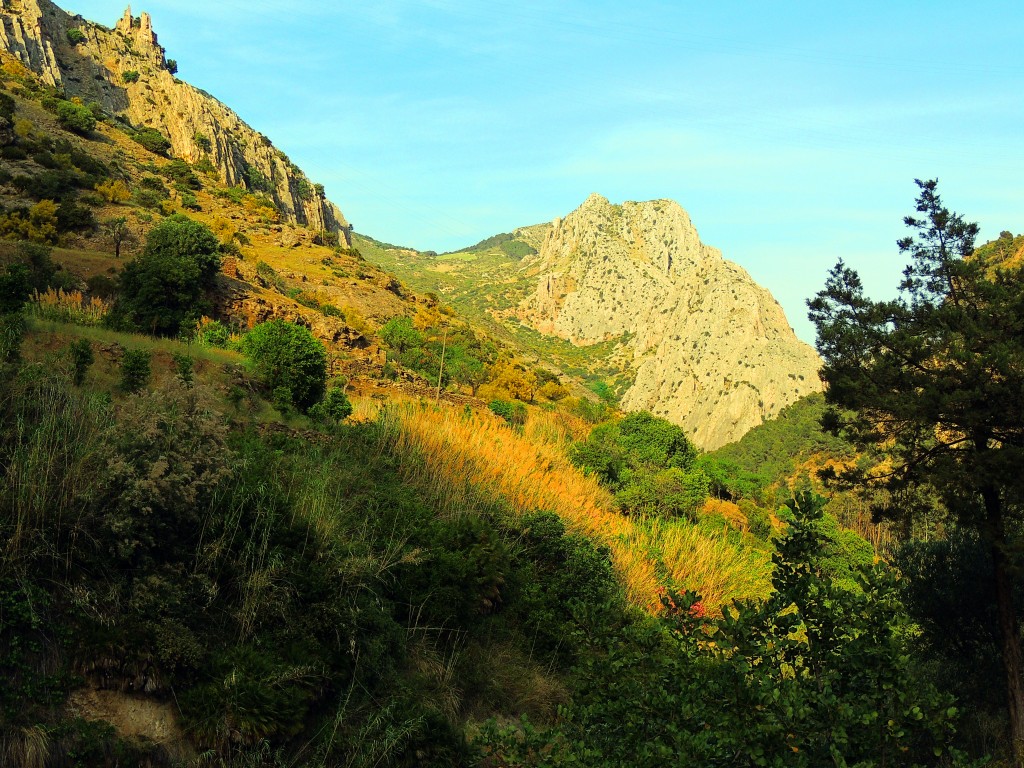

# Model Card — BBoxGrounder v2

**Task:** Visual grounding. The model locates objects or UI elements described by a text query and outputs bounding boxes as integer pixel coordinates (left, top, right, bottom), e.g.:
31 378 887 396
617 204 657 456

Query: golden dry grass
370 397 772 613
28 288 110 325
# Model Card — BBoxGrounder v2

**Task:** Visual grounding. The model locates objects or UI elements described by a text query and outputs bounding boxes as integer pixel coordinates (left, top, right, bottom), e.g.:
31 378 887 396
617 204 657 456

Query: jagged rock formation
0 0 350 239
520 194 822 449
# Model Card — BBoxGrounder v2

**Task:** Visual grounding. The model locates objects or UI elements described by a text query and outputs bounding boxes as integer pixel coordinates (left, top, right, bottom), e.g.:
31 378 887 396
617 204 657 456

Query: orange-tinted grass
371 398 770 612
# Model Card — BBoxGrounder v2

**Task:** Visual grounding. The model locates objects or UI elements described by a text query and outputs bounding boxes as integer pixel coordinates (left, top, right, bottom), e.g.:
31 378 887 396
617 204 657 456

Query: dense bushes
379 315 495 394
55 100 95 135
571 411 710 519
109 214 221 335
241 319 327 411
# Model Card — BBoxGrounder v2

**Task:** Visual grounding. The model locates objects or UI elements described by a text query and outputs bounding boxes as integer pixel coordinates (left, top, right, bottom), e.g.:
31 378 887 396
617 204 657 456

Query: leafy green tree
564 493 957 766
808 178 1024 762
102 216 134 258
242 320 327 411
112 214 220 336
0 263 31 314
379 316 423 353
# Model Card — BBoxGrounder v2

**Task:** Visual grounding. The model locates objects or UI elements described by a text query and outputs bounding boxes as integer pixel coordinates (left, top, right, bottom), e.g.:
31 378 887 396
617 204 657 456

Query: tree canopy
242 319 327 412
112 214 221 336
808 178 1024 762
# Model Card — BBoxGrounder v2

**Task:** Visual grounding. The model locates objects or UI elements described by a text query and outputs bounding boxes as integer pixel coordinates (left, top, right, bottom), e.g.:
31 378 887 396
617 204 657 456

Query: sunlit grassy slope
368 398 772 612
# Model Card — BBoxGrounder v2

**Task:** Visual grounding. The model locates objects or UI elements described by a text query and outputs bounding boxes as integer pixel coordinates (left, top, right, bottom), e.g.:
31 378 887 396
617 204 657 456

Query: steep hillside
0 0 350 237
520 194 821 448
365 195 822 449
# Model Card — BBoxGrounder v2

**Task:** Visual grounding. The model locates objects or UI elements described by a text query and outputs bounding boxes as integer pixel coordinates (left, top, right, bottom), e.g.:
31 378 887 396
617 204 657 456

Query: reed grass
28 288 110 326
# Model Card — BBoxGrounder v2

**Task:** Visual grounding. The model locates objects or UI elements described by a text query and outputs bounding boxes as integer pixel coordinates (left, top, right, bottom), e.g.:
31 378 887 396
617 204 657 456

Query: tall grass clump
27 288 110 326
0 363 109 576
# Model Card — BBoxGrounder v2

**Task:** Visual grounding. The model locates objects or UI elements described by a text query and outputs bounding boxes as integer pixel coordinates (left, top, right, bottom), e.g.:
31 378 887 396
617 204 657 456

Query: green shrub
56 199 95 232
194 319 229 347
193 132 211 153
309 387 352 425
489 399 527 427
119 348 151 393
110 214 221 336
65 28 86 45
131 188 164 210
0 264 30 314
68 338 93 386
165 59 178 75
122 70 140 84
241 320 327 411
55 101 96 135
131 128 170 155
172 352 193 385
0 92 15 122
161 159 200 189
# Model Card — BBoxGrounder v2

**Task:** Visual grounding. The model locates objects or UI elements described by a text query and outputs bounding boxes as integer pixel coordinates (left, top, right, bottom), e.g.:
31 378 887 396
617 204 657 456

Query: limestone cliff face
520 194 822 449
0 0 350 239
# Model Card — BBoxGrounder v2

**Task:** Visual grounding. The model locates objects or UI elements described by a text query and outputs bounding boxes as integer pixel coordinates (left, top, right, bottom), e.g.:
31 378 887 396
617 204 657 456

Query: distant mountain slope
368 195 822 449
519 194 821 448
0 0 350 238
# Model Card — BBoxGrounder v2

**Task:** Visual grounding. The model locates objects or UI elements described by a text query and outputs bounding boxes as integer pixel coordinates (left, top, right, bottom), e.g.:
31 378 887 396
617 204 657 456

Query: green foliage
65 28 86 45
56 198 94 232
119 347 151 393
242 319 327 411
243 164 270 193
166 59 178 75
709 393 852 495
309 386 352 425
0 91 15 122
131 127 171 155
193 131 212 153
122 70 140 84
379 315 423 353
11 240 58 292
489 398 527 427
55 101 96 135
560 493 958 767
68 338 93 386
0 263 30 314
499 239 537 259
110 215 220 336
570 413 711 518
194 318 230 347
161 158 201 189
810 179 1024 759
172 351 194 385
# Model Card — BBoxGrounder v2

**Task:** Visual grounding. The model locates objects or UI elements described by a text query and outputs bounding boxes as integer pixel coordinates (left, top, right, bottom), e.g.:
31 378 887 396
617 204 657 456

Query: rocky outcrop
0 0 351 240
519 194 822 449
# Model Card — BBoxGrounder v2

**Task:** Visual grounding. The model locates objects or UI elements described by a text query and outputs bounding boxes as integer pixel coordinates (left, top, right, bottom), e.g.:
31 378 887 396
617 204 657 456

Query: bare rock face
0 0 351 240
520 194 822 449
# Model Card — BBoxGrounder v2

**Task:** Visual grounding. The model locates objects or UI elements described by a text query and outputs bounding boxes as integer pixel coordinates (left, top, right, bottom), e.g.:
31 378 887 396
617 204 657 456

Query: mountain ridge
512 193 821 448
0 0 351 238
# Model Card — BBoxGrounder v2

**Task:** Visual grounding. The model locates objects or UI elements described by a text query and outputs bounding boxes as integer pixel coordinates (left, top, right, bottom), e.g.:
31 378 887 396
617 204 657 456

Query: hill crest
0 0 350 238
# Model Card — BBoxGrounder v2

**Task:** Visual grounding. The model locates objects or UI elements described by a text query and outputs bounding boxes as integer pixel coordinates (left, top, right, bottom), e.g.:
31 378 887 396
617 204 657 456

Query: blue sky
67 1 1024 343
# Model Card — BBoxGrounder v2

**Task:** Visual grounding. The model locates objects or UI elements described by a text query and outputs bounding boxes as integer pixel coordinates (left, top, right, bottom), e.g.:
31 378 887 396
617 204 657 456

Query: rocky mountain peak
0 0 351 239
521 195 822 449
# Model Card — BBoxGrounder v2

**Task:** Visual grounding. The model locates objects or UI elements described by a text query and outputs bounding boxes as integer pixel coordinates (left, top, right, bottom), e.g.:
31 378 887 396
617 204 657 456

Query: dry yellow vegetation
369 397 772 613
